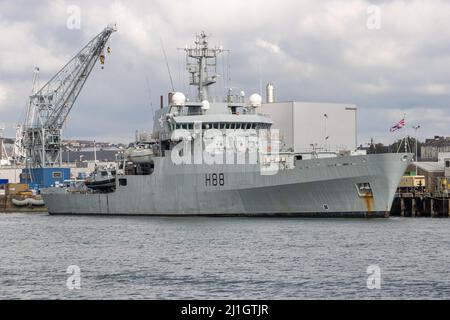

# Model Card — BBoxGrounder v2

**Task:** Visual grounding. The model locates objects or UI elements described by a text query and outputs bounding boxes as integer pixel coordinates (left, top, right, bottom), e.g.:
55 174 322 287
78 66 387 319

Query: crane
23 25 116 170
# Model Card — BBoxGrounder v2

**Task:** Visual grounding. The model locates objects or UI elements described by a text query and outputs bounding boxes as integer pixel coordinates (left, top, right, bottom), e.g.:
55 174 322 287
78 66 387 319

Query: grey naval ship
42 32 412 217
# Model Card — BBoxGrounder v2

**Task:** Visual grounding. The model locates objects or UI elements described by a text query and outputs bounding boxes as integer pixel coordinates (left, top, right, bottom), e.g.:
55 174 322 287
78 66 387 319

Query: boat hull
42 153 412 217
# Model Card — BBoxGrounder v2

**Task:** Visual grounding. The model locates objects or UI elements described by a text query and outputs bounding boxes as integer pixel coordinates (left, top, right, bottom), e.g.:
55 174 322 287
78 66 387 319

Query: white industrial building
261 101 357 153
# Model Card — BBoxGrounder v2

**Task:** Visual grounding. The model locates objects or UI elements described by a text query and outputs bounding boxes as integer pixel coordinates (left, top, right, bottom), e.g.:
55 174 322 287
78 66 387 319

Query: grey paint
42 153 412 217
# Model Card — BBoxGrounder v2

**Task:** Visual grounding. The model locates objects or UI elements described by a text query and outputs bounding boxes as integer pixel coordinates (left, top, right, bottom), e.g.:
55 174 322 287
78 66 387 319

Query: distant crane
13 66 40 164
0 125 11 166
22 25 116 169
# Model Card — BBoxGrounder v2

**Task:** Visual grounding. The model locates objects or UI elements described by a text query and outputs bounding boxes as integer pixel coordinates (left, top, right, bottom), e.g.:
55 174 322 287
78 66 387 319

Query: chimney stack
266 83 274 103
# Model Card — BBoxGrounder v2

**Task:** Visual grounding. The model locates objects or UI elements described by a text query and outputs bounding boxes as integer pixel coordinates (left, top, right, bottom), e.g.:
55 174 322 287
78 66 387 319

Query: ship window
189 123 193 130
101 171 108 176
356 183 373 197
220 123 225 129
246 123 251 129
231 123 235 129
446 161 450 168
214 123 218 129
119 178 127 186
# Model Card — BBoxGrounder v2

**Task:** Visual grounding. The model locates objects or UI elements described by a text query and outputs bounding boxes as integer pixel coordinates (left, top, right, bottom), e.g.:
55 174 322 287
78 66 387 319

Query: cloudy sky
1 0 450 145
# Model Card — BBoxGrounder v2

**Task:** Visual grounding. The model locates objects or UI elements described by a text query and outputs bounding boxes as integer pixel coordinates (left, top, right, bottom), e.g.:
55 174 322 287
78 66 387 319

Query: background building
408 162 444 192
261 101 357 153
421 136 450 161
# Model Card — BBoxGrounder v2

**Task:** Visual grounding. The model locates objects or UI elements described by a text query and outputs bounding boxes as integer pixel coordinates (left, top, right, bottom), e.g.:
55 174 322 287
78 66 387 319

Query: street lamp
412 125 421 175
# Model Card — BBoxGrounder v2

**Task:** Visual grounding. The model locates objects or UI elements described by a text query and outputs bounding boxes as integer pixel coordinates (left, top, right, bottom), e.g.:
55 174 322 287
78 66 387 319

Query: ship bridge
171 113 272 131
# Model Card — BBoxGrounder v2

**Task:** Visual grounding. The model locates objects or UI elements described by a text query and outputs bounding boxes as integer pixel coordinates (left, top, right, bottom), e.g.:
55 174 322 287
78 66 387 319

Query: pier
390 192 450 217
0 183 47 213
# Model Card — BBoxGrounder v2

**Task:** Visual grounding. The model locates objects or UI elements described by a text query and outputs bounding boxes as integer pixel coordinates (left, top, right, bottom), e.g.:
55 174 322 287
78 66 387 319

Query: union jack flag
389 118 406 132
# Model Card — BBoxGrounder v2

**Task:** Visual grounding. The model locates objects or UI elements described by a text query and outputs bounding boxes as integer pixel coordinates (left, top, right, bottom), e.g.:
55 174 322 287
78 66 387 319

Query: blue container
20 168 70 188
0 179 9 185
28 183 40 190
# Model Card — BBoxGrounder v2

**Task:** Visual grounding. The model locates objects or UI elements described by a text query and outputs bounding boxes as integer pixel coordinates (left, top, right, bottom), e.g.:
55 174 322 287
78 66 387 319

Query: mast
185 32 223 101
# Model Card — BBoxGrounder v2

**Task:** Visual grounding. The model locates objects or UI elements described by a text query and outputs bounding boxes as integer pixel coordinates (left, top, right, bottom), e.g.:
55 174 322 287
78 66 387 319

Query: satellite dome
249 93 262 107
172 92 186 106
201 100 210 110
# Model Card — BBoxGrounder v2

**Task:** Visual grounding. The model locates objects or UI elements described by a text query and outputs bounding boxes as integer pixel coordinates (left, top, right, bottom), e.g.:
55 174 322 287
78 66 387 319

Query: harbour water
1 213 450 299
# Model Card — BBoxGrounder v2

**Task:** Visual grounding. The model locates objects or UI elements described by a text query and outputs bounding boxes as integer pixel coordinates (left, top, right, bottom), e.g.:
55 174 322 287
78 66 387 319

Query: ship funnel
266 83 274 103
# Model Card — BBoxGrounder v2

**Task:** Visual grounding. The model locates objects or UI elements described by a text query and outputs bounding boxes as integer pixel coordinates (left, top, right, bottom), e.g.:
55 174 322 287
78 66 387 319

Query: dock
0 183 48 213
391 192 450 217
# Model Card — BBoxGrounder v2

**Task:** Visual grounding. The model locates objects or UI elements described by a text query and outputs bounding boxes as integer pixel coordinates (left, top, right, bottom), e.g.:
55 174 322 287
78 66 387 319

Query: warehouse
261 100 357 153
421 136 450 161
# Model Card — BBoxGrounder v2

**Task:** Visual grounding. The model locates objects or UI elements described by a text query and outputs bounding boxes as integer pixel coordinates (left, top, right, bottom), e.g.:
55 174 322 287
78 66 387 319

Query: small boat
84 165 116 191
124 141 156 163
126 147 153 163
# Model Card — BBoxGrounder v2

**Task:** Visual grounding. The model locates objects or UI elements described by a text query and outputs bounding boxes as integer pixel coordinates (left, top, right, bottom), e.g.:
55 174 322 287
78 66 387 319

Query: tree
388 137 422 159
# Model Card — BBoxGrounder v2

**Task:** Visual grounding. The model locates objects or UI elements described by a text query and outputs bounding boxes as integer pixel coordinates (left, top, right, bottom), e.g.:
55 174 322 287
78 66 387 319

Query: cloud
0 83 9 108
415 84 450 95
353 79 391 95
0 0 450 145
256 40 281 55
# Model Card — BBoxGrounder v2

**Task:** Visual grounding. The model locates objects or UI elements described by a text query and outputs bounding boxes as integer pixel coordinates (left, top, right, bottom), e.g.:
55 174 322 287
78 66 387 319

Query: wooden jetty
391 192 450 217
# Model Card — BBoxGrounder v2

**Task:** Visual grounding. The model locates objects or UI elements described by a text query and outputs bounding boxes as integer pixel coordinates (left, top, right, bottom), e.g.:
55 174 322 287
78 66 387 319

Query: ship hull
42 153 412 217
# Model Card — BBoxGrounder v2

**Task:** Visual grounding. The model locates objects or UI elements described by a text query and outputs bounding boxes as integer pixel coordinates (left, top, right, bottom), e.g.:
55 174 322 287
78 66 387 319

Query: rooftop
423 136 450 147
412 161 444 172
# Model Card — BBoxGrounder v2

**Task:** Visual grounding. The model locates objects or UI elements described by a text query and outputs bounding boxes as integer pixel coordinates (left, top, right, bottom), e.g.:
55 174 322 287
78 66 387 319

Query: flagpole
391 114 406 153
403 113 407 153
412 125 421 175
